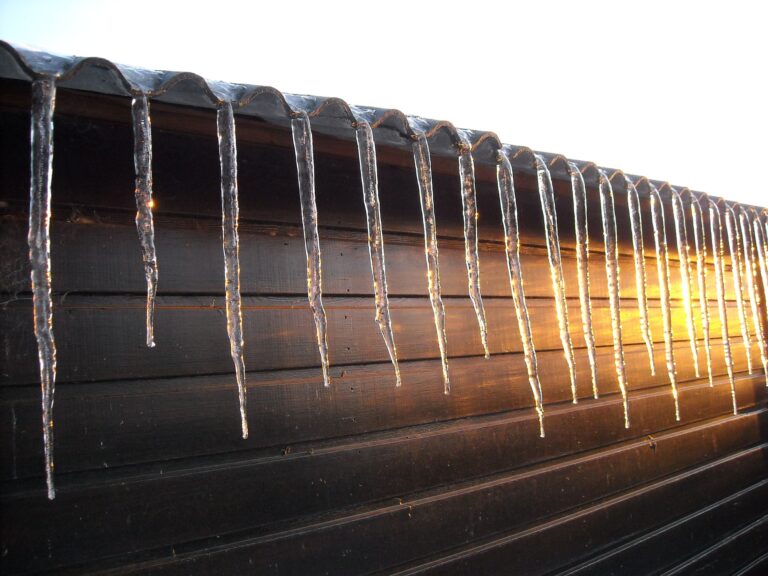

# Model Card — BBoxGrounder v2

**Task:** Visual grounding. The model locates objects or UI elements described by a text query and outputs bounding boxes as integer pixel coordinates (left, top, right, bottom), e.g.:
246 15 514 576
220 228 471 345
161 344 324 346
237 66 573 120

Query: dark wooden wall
1 80 767 575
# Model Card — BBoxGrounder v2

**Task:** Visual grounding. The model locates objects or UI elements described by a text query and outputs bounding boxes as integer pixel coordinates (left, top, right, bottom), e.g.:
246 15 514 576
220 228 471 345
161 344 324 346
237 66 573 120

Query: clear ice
131 95 158 349
29 76 58 500
355 121 401 386
670 188 700 377
686 193 713 386
498 150 545 436
708 202 736 413
290 112 331 387
456 131 490 358
217 102 249 439
724 206 753 373
534 155 577 403
598 170 629 427
411 130 450 392
625 176 655 375
649 183 680 420
570 163 599 398
738 209 768 385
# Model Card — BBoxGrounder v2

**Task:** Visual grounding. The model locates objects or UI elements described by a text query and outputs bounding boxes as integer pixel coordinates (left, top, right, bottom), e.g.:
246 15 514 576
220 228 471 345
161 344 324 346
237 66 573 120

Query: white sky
1 0 766 205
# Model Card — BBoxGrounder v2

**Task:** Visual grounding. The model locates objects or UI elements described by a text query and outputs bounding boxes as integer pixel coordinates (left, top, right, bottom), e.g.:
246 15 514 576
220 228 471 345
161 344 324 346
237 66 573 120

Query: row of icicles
26 77 768 499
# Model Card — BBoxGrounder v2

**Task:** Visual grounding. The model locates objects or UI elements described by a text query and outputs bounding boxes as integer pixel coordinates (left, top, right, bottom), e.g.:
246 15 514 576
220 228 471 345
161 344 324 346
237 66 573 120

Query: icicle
131 94 158 349
752 216 768 325
217 102 249 439
290 112 330 387
456 132 489 358
498 150 545 436
534 155 577 403
649 183 680 419
686 193 713 386
738 209 768 385
29 76 58 500
355 121 401 386
625 176 655 375
669 188 700 377
411 130 450 392
570 163 598 398
708 202 737 414
598 170 630 427
724 205 753 373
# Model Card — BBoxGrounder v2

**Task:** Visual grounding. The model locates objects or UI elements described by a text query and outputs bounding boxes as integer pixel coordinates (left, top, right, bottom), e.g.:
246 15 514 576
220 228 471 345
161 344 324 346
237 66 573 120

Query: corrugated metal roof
0 40 763 206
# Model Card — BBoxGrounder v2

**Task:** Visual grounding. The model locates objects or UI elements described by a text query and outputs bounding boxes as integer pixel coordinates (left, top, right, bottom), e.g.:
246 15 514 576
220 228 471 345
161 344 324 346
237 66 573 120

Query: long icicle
649 182 680 420
217 102 249 439
686 193 713 386
498 150 545 436
291 112 330 387
535 155 577 403
411 131 450 392
626 176 655 375
739 209 768 385
131 94 158 349
29 76 58 500
598 170 630 427
457 132 489 358
708 202 737 413
570 163 599 398
724 205 753 373
670 187 700 377
355 121 401 386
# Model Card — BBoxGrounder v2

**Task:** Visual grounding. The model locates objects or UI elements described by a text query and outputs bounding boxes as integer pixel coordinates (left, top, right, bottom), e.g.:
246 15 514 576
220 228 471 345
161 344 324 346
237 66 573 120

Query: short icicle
724 206 753 373
290 112 330 387
355 121 401 386
217 102 249 439
708 202 737 413
626 176 655 375
686 193 713 386
411 130 450 392
29 76 58 500
649 182 680 420
752 217 768 325
131 94 159 349
457 131 490 358
739 209 768 385
570 163 599 398
670 187 700 377
498 150 545 436
534 155 577 403
598 170 630 427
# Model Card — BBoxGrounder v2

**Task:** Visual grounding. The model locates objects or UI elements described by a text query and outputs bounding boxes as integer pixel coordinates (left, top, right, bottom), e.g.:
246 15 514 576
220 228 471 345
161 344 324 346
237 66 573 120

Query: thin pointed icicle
355 122 401 386
291 112 330 387
598 171 630 427
752 217 768 324
739 209 768 385
456 132 489 358
498 151 545 436
535 155 577 403
670 188 700 377
626 177 655 375
411 131 450 392
708 202 737 414
724 206 753 374
217 102 248 439
131 95 158 349
29 76 58 500
687 194 713 386
570 163 598 398
649 183 680 420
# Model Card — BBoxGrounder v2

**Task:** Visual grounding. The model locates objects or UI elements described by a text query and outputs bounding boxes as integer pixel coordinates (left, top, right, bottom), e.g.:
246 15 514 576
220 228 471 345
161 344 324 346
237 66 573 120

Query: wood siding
1 80 767 575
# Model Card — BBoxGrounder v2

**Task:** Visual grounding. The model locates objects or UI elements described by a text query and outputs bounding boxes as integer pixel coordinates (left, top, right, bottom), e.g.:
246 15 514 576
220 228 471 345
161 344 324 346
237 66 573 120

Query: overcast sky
1 0 766 205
